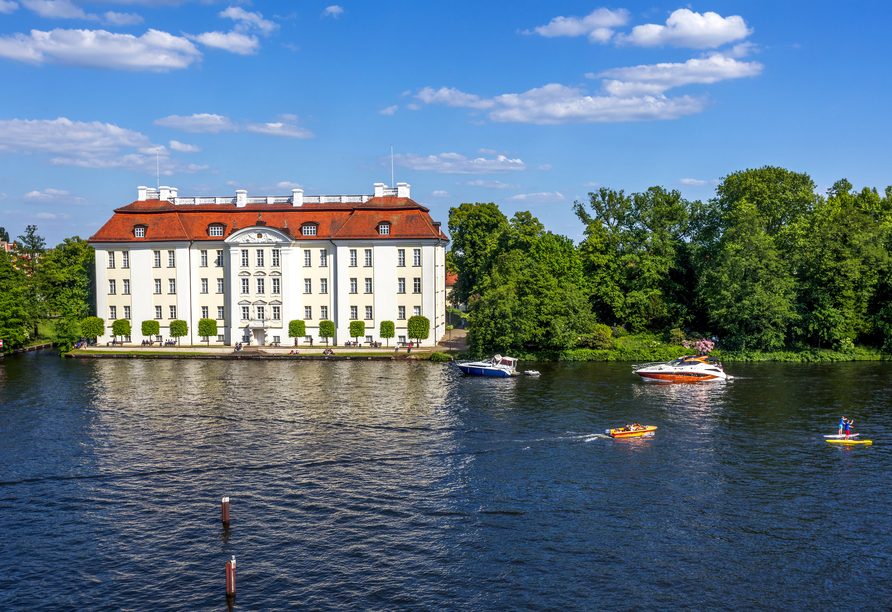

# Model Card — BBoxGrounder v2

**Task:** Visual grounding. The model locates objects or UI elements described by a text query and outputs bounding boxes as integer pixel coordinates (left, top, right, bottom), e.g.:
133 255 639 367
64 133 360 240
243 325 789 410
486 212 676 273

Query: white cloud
322 5 343 18
0 28 200 71
169 140 200 153
583 182 599 187
507 191 566 203
617 9 752 49
103 11 143 26
220 6 278 36
679 178 719 186
155 113 236 133
0 193 7 200
394 152 527 175
25 188 68 199
416 87 494 110
189 31 259 55
379 105 398 115
527 8 630 43
466 180 520 189
244 121 314 138
21 0 90 20
275 181 303 189
596 54 763 97
23 188 86 207
0 1 18 14
36 212 70 219
431 190 450 197
406 103 421 111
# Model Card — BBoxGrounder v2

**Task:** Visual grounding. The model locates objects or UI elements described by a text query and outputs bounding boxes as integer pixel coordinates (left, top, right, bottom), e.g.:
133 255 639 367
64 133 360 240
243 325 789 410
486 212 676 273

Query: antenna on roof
391 145 394 189
156 148 160 190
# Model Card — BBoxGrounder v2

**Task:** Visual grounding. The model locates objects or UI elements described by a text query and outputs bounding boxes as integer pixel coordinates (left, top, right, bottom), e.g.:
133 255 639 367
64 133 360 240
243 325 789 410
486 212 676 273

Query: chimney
169 187 178 200
159 186 170 200
236 190 247 208
397 182 410 198
138 186 148 201
374 183 385 198
292 189 303 207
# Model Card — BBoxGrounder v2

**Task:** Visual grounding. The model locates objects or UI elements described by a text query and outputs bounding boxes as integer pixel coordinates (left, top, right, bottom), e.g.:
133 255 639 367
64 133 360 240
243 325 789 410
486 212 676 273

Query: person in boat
839 416 846 436
845 418 853 440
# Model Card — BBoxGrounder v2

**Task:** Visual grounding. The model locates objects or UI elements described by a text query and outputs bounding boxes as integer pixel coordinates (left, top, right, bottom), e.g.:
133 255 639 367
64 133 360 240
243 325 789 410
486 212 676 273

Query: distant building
89 183 450 346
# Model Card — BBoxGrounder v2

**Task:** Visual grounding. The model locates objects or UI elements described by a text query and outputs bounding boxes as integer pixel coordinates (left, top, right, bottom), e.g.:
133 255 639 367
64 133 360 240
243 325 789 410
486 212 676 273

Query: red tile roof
446 272 458 286
89 197 450 243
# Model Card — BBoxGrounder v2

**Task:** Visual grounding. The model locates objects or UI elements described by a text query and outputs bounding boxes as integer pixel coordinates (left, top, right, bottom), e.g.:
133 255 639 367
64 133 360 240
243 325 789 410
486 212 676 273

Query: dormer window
378 222 391 235
134 225 147 238
301 223 317 237
208 224 225 237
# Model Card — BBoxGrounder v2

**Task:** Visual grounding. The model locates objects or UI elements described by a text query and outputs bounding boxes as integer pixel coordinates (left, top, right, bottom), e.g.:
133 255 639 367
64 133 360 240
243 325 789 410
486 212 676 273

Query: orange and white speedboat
632 355 727 383
606 424 658 438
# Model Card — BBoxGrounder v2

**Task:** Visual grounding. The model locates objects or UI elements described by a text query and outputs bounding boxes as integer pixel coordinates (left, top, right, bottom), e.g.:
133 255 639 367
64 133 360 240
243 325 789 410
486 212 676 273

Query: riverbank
62 345 454 361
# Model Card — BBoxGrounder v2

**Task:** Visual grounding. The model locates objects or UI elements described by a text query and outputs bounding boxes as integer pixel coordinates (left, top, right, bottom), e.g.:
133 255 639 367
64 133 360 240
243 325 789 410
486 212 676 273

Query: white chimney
138 186 147 201
397 182 410 198
374 182 385 198
169 187 178 200
292 189 303 207
236 190 247 208
159 186 170 200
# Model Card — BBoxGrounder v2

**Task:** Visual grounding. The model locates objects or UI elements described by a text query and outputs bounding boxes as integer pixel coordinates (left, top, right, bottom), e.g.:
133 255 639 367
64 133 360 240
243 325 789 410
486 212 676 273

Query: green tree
80 316 105 342
0 250 30 351
54 317 80 352
407 315 430 346
198 318 217 346
111 319 131 343
447 202 509 305
169 319 188 345
349 320 365 343
16 225 46 279
37 237 95 320
0 227 9 242
288 319 306 346
142 320 160 341
379 320 395 346
319 320 335 346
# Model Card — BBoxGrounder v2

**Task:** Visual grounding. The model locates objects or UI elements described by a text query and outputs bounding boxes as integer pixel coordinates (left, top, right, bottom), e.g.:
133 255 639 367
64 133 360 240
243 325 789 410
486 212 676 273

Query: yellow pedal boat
826 438 872 445
606 425 658 438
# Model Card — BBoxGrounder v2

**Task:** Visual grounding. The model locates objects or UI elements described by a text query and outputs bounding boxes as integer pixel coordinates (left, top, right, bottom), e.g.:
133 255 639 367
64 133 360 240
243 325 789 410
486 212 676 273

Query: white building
89 183 449 347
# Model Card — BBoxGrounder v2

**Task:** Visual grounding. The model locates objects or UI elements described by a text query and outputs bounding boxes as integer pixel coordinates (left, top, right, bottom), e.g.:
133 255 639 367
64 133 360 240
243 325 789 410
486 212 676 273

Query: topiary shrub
142 320 160 340
169 319 188 345
198 318 217 346
349 320 365 343
407 315 430 346
80 316 105 342
379 320 395 347
319 320 335 346
288 320 306 346
111 319 131 343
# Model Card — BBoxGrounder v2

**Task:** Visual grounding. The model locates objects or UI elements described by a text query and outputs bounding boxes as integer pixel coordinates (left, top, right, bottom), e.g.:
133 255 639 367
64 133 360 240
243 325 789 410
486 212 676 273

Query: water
1 353 891 611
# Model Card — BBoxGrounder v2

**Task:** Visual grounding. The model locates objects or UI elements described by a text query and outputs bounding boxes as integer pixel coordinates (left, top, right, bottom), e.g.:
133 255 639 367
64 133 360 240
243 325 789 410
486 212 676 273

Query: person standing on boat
844 418 853 440
839 416 846 436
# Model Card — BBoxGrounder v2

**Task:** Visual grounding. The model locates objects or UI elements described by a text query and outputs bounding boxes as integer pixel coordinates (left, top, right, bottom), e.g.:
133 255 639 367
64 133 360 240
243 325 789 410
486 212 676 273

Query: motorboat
632 355 727 382
606 425 658 438
456 354 519 377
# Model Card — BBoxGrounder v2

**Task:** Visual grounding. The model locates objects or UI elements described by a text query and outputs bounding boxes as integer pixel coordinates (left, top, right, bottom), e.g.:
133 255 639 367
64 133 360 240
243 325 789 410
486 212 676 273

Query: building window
256 249 264 267
273 335 280 344
242 306 250 320
350 306 358 320
217 278 224 293
241 278 249 294
320 306 328 320
364 249 372 267
414 306 421 317
256 305 265 320
302 224 317 236
155 306 162 319
108 279 116 295
304 278 312 294
272 278 280 295
241 249 249 267
378 222 390 235
349 249 357 267
350 278 357 293
305 335 313 343
272 306 281 321
122 251 129 269
123 279 130 295
398 278 406 294
413 278 421 293
169 279 176 294
366 335 373 343
319 278 328 294
413 249 421 266
201 306 209 319
135 226 146 238
153 251 161 268
398 249 405 267
319 250 327 267
168 250 175 267
256 278 265 294
109 305 116 319
154 279 161 294
217 306 224 320
365 306 372 320
209 225 224 237
217 334 225 342
216 250 224 267
169 305 177 319
398 335 407 344
272 249 280 267
364 278 372 294
398 306 406 320
200 250 208 267
108 251 115 268
304 249 311 267
201 278 208 294
304 306 312 320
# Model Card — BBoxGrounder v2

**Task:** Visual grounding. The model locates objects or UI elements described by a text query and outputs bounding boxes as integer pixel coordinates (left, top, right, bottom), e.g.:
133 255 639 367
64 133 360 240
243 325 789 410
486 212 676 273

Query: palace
89 183 449 347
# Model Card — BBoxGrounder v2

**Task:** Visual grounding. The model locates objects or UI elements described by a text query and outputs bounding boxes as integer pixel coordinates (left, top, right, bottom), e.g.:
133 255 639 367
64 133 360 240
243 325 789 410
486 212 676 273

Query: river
1 353 891 611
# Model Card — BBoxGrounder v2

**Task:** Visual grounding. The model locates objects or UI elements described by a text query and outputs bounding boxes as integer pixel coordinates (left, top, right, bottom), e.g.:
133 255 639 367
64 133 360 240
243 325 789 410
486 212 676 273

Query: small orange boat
606 424 658 438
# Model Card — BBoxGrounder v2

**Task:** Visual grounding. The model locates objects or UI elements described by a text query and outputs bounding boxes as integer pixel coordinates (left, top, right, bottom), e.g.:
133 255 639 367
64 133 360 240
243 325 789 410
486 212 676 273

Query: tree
169 319 188 345
54 317 80 352
16 225 46 279
0 227 9 242
407 315 430 346
447 202 509 305
80 316 105 342
288 319 306 346
198 318 217 346
142 320 160 341
319 320 335 346
111 319 131 343
0 251 30 352
349 320 365 343
37 237 95 320
379 320 395 347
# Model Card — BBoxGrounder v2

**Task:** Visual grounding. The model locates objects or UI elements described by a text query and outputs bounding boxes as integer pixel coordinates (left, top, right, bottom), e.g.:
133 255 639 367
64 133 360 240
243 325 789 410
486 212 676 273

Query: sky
1 1 891 246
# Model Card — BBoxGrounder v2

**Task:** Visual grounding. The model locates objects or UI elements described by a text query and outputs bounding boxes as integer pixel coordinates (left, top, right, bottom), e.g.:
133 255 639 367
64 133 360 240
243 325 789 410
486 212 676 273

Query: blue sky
1 1 890 245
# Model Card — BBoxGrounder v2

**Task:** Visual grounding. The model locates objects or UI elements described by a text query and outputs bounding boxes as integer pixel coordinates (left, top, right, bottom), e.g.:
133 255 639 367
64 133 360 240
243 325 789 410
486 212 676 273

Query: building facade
89 183 449 346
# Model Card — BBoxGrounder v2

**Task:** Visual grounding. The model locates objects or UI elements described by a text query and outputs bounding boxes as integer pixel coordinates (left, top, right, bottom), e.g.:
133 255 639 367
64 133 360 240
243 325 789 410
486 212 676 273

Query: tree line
447 166 892 355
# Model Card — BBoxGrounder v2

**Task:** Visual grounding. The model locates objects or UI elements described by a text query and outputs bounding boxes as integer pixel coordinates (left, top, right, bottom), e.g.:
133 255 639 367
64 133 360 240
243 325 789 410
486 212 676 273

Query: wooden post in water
225 555 236 600
222 496 230 527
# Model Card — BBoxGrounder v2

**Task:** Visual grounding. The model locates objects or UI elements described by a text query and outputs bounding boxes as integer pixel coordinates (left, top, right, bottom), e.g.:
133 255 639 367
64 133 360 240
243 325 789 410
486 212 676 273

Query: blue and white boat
456 354 519 377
